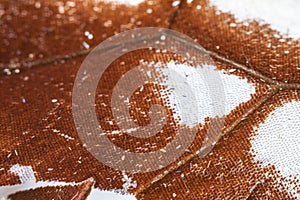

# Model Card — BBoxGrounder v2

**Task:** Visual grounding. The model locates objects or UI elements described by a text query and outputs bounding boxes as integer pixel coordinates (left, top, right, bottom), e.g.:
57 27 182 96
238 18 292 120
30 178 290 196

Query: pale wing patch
9 164 36 184
156 62 255 127
210 0 300 39
251 100 300 199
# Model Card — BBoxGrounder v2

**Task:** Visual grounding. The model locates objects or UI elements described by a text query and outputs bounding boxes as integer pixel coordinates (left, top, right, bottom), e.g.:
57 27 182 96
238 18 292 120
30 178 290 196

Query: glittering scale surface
1 0 300 199
0 0 176 69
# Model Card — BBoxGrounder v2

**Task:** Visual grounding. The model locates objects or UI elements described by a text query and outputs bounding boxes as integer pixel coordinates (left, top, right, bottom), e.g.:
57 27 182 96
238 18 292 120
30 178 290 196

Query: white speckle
35 2 41 8
279 38 286 42
251 100 300 199
111 130 121 134
53 129 60 133
228 69 236 73
172 0 180 7
229 23 237 27
3 68 11 75
83 41 90 49
196 5 202 10
160 148 167 153
146 8 153 14
84 31 94 40
58 6 65 14
103 20 113 27
22 97 26 103
160 35 166 41
210 0 300 39
187 0 193 4
173 193 177 197
122 171 137 192
28 53 34 59
88 34 94 40
126 127 137 133
55 129 75 140
139 85 144 92
51 99 58 103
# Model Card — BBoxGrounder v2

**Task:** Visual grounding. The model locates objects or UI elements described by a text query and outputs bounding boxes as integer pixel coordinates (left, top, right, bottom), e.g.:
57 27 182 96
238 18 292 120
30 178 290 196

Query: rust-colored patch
0 0 177 69
136 90 300 200
172 0 300 84
1 0 300 199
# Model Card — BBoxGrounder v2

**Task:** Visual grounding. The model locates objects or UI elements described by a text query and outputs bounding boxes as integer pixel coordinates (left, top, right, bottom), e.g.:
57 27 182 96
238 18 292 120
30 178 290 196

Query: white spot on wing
157 62 255 127
210 0 300 39
251 100 300 199
9 164 36 184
